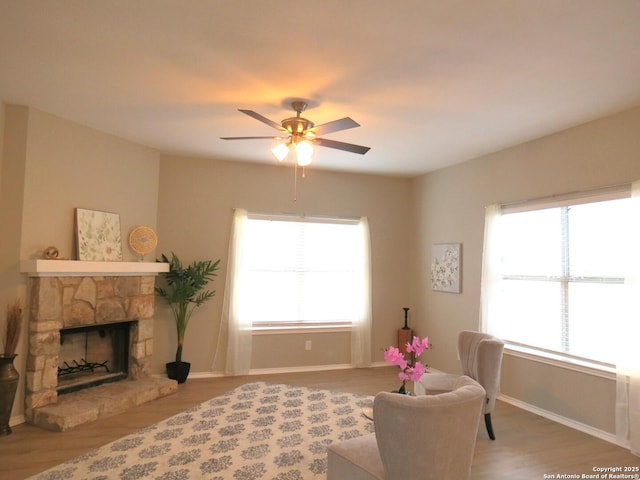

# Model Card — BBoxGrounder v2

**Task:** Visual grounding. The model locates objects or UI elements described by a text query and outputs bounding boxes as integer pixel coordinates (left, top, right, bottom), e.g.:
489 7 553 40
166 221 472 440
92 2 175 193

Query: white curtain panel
479 204 503 333
214 208 252 375
350 216 373 367
616 179 640 455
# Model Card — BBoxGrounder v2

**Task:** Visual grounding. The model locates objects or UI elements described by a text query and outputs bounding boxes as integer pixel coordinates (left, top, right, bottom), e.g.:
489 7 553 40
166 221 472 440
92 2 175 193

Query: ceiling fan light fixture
223 100 370 175
295 141 313 166
272 143 290 162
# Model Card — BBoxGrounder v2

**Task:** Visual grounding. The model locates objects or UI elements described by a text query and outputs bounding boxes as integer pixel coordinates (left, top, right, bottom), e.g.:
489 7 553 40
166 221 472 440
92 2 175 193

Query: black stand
398 307 413 357
402 307 410 329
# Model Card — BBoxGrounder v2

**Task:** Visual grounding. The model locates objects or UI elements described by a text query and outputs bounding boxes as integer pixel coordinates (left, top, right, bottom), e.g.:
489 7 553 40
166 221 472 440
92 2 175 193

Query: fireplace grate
58 358 110 377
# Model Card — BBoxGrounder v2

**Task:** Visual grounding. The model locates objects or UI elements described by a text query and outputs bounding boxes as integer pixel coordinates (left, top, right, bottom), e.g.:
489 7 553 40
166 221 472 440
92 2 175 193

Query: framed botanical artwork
431 243 461 293
74 208 123 261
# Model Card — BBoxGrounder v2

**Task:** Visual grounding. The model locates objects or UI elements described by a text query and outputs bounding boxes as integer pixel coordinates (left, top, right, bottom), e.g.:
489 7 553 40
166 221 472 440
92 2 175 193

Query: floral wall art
430 243 461 293
74 208 123 261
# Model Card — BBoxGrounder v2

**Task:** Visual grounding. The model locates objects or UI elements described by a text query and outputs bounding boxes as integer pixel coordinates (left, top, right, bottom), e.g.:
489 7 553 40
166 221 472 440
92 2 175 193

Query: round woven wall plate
128 226 158 257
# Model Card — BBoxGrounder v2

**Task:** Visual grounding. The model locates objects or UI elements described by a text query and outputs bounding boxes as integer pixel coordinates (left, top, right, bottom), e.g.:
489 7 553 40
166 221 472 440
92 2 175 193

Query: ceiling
1 1 639 177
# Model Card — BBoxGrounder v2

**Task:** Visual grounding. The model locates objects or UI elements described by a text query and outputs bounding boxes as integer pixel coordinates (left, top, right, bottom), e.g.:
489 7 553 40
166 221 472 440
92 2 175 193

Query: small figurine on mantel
42 246 66 260
398 307 413 357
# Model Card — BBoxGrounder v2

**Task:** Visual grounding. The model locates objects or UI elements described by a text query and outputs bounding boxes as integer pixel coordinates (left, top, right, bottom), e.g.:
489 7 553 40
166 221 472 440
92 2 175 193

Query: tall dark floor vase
0 354 19 436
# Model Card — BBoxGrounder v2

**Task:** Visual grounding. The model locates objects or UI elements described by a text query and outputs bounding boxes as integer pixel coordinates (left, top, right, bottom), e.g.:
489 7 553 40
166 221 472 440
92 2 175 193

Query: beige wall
410 106 640 434
155 155 414 374
1 104 160 422
0 101 4 183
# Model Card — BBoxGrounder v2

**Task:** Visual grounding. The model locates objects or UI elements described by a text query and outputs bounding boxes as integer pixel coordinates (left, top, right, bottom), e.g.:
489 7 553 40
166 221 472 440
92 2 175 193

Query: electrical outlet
305 340 312 351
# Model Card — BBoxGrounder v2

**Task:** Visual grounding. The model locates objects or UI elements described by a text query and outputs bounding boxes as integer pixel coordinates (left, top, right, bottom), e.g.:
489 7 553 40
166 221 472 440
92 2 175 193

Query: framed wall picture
431 243 461 293
74 208 123 261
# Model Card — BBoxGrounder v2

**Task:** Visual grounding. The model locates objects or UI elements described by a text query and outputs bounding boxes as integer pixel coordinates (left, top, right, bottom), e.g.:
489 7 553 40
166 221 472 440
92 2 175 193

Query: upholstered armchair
327 376 486 480
415 330 505 440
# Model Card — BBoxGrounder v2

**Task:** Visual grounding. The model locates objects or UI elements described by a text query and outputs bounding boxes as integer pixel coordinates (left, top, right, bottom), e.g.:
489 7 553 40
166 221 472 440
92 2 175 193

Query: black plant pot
166 361 191 384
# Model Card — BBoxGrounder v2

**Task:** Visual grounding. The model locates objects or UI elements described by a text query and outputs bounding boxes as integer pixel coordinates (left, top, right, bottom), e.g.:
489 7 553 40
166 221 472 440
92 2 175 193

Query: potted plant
156 252 220 383
1 299 22 436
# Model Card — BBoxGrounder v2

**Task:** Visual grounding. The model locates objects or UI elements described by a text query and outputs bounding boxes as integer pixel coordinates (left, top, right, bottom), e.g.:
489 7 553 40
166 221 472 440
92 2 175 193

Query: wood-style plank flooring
1 367 638 479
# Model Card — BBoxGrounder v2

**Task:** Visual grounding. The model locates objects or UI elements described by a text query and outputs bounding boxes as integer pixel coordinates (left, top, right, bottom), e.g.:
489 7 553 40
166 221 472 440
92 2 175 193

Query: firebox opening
57 320 136 395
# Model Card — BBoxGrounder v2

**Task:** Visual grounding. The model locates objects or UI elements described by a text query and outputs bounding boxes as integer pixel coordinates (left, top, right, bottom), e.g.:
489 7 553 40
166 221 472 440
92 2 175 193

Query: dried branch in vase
3 299 22 357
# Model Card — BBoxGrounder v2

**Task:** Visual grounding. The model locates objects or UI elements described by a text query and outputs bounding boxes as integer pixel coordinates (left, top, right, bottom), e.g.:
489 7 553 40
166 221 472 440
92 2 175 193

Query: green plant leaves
155 252 221 362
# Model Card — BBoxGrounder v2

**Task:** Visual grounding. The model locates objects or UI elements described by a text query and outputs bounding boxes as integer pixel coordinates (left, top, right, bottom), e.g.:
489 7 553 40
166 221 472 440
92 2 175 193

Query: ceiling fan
221 100 370 167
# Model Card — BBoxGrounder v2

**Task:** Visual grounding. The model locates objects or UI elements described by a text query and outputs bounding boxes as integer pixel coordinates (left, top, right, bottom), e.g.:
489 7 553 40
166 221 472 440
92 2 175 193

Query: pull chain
294 163 298 202
292 164 307 202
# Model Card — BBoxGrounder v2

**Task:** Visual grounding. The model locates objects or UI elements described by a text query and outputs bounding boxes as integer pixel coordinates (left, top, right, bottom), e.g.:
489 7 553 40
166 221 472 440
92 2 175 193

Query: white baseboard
248 363 355 376
498 393 625 448
184 362 390 379
9 413 25 427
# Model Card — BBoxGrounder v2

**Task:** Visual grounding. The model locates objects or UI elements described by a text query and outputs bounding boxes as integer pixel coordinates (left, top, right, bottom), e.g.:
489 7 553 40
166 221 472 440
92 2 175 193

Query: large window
483 187 634 367
243 214 364 329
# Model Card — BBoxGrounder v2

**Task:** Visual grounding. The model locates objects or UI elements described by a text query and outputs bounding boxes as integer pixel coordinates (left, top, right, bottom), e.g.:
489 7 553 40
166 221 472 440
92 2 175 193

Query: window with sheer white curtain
216 210 372 375
481 186 634 367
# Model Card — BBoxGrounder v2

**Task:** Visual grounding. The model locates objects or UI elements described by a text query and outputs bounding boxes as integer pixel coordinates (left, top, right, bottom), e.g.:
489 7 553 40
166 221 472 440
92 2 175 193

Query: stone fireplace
21 260 177 431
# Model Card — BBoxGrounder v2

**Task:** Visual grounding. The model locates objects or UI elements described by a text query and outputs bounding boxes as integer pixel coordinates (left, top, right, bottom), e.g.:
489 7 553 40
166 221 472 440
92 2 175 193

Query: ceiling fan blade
238 109 286 132
221 136 286 140
313 137 370 155
311 117 360 136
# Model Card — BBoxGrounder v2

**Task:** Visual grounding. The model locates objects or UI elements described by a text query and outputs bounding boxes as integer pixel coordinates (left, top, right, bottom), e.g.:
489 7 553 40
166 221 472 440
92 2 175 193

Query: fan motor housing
281 116 314 135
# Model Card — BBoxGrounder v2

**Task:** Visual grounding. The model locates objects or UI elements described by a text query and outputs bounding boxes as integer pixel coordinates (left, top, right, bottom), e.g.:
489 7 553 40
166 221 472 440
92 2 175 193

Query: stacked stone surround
25 274 177 431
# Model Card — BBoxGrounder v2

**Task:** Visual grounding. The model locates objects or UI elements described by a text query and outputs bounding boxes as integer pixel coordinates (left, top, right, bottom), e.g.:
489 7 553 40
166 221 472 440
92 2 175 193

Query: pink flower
406 336 429 357
384 347 408 370
405 362 426 382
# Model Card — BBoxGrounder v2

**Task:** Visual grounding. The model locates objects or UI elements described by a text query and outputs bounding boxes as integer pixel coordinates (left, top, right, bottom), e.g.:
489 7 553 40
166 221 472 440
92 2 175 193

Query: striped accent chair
415 330 505 440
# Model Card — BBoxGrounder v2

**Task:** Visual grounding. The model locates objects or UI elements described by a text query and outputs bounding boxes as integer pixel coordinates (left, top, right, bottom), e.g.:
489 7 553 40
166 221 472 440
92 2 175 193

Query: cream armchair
415 330 505 440
327 376 486 480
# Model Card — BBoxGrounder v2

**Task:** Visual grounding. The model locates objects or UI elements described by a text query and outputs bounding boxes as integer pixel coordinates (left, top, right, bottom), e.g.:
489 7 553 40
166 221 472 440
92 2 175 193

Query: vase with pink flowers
384 335 430 395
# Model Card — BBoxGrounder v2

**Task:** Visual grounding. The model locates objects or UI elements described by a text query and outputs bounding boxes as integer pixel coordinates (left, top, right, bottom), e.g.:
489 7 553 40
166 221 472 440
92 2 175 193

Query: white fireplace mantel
21 259 169 277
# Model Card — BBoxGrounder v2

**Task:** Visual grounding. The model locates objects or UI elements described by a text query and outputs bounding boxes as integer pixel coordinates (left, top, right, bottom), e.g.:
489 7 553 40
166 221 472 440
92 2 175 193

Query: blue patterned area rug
28 382 375 480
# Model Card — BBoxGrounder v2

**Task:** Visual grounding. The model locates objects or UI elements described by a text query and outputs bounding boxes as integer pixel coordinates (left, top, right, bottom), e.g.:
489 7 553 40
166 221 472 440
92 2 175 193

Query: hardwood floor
1 367 638 479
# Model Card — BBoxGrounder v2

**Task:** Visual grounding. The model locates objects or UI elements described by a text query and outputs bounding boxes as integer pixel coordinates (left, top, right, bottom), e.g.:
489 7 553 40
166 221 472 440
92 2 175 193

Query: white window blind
243 214 361 329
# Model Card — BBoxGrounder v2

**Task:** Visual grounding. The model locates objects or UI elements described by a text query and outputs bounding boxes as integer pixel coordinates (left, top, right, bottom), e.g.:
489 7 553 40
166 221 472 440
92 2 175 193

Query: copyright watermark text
543 466 640 479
